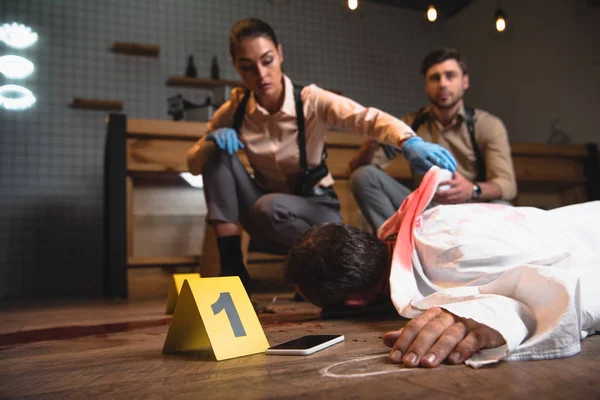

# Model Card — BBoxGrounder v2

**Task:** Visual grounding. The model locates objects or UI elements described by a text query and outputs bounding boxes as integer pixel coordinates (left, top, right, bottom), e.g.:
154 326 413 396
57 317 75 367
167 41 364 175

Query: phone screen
268 335 342 350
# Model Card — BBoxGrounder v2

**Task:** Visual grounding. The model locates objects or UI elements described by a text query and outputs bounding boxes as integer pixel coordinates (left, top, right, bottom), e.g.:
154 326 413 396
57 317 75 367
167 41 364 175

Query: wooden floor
2 277 600 399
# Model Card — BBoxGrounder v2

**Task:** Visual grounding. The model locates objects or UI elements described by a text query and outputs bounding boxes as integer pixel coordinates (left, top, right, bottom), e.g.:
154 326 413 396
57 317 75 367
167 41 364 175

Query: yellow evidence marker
165 273 202 314
162 277 270 361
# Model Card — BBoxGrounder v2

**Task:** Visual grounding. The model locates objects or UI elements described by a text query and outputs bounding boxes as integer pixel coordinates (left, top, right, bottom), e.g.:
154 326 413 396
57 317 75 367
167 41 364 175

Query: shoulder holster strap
232 85 326 174
465 107 486 182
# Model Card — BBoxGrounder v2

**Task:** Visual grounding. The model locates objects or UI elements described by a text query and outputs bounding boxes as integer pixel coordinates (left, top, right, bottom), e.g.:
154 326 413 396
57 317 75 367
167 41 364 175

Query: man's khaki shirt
377 104 517 200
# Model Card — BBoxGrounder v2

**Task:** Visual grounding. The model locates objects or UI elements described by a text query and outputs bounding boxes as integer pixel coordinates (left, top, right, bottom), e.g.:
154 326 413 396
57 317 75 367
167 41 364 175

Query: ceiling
364 0 476 17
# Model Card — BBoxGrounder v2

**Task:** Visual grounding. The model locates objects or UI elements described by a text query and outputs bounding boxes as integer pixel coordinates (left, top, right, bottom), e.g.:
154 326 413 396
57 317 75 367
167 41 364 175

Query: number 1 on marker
211 292 247 337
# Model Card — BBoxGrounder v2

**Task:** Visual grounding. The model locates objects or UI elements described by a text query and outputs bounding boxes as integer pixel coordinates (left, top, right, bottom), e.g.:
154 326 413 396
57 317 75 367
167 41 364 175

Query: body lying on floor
285 167 600 368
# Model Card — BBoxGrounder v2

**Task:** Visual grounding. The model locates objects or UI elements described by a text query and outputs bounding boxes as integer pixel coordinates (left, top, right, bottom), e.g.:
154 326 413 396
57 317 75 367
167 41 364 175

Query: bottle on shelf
210 56 220 80
185 55 198 78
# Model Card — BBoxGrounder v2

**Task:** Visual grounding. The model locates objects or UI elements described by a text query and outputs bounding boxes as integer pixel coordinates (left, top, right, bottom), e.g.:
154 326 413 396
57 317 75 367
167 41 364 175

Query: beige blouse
187 75 416 193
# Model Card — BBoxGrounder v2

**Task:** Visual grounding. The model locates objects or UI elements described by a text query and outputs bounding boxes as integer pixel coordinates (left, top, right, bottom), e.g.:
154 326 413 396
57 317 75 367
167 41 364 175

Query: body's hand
205 128 245 155
383 307 505 368
401 137 457 174
434 172 474 204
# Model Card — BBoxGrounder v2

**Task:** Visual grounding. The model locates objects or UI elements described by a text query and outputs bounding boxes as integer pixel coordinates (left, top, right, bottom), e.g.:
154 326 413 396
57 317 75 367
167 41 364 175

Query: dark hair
420 48 468 76
284 223 389 308
229 18 279 59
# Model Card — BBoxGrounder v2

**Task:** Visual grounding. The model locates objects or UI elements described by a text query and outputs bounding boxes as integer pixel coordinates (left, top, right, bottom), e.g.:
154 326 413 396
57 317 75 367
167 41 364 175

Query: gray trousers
350 165 512 232
202 151 342 254
350 165 412 232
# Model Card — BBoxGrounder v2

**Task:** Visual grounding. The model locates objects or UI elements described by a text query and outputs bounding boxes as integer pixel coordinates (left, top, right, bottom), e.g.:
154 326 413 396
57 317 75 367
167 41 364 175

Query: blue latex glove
401 136 457 174
206 128 245 155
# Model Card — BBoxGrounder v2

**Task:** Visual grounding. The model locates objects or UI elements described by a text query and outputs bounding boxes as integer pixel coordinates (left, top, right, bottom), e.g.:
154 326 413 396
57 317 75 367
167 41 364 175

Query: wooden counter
105 115 599 297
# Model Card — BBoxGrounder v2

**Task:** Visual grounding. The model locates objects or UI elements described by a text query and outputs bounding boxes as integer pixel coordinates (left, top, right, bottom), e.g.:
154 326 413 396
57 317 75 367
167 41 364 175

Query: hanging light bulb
427 5 438 22
348 0 358 11
495 8 507 32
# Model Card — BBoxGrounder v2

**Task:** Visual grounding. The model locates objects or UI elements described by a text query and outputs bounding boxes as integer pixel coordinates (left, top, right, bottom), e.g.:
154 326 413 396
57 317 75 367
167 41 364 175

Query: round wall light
0 84 37 110
0 22 38 49
0 55 34 79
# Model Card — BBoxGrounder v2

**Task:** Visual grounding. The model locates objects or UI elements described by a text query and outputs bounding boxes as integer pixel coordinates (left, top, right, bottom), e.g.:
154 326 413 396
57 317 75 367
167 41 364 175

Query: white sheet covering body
378 167 600 367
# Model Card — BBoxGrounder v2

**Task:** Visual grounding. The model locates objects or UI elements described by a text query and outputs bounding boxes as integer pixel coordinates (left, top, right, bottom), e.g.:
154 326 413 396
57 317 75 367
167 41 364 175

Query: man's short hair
284 223 389 308
420 48 468 76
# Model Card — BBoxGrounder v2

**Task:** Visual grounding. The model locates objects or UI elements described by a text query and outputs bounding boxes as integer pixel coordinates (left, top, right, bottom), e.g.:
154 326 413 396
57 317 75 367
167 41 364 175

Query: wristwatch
472 184 482 200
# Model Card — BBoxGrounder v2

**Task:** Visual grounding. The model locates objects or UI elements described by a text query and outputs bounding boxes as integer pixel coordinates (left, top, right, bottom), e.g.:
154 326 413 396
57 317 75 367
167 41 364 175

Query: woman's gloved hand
206 128 245 155
401 137 457 174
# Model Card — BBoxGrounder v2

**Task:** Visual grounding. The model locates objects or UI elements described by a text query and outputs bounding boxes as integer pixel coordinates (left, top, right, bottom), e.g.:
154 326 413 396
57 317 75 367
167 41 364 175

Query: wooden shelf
166 76 243 89
127 256 199 267
111 41 160 57
71 98 124 111
166 75 343 94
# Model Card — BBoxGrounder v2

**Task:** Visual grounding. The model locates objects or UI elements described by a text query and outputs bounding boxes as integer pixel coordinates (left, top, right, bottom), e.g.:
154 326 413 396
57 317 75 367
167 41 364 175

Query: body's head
229 18 284 111
284 223 390 309
421 48 469 112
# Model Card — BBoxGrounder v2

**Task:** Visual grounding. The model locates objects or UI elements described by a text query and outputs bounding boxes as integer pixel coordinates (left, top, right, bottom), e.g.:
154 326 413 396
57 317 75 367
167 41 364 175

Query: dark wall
449 0 600 144
0 0 447 299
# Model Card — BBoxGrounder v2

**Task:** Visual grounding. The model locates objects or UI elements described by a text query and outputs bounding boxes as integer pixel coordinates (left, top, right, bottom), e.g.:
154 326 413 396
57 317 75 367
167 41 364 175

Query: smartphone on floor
266 334 344 356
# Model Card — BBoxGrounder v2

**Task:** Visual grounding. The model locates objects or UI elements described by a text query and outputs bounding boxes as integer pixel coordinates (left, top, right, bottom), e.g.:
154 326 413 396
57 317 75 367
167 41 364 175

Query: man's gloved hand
206 128 245 155
401 136 457 174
